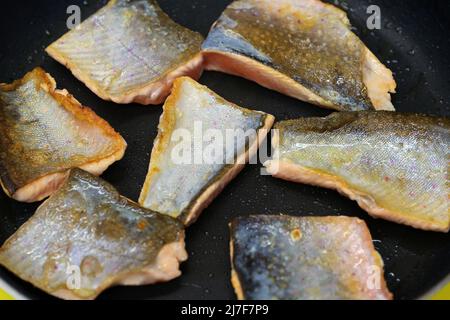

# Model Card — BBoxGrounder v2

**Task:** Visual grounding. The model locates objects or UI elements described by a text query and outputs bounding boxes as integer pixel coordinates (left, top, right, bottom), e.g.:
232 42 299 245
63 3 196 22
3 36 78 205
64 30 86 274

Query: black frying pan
0 0 449 300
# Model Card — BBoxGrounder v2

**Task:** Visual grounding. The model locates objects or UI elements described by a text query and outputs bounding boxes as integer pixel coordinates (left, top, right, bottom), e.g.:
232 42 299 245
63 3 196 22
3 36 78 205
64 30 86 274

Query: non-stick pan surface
0 0 449 300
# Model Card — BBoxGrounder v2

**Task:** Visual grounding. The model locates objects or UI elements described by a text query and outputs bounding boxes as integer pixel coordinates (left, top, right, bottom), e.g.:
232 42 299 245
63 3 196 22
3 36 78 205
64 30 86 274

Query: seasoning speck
290 228 302 241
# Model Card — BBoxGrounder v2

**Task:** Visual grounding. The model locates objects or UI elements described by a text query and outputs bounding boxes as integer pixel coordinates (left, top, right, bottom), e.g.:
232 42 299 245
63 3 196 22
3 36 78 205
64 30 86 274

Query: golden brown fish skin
202 0 396 111
46 0 204 105
0 169 187 300
139 77 274 225
230 215 392 300
0 68 127 202
265 112 450 232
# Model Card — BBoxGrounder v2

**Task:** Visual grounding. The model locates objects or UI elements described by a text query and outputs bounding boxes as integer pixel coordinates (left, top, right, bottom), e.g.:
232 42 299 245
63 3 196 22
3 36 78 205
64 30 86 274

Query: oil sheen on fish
0 68 127 202
46 0 204 105
202 0 396 111
139 77 274 225
0 169 187 300
230 215 392 300
265 112 450 232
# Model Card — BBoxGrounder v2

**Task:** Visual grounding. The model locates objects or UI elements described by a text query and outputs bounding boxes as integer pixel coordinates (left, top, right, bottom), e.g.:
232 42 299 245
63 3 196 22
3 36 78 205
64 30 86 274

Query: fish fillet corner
0 67 127 202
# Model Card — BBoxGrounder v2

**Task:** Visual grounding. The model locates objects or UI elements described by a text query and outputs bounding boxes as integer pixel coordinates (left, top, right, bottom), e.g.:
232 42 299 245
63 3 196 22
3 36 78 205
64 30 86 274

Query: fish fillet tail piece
202 0 396 111
230 215 393 300
265 112 450 232
139 77 274 225
0 169 187 300
46 0 204 105
0 68 127 202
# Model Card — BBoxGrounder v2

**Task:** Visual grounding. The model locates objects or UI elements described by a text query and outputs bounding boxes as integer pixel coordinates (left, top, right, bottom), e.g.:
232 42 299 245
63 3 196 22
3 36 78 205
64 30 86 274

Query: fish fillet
46 0 204 105
139 77 274 225
265 112 450 232
230 215 392 300
0 169 187 300
202 0 396 111
0 68 127 202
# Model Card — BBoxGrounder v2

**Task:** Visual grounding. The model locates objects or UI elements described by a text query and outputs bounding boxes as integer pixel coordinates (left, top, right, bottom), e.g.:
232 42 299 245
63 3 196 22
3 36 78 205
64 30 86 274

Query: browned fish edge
228 215 393 300
139 77 275 226
0 68 127 202
265 129 449 233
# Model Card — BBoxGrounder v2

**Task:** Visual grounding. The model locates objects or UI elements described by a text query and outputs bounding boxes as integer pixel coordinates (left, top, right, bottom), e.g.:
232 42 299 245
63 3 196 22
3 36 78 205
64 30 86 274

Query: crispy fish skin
265 112 450 232
46 0 204 105
0 68 126 202
0 169 187 300
230 215 392 300
139 77 274 225
202 0 396 111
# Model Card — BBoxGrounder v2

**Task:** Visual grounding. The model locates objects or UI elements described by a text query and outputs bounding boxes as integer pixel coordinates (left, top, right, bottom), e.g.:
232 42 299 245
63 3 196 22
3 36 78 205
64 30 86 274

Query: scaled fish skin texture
46 0 204 105
0 68 127 202
139 77 274 225
202 0 396 111
230 215 392 300
265 112 450 232
0 169 187 300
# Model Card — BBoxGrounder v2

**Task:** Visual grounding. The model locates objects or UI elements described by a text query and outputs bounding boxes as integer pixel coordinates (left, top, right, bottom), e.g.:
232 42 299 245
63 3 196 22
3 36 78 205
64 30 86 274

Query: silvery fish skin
202 0 396 111
230 215 392 300
0 68 126 202
265 112 450 232
0 169 187 300
46 0 204 105
139 77 274 225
